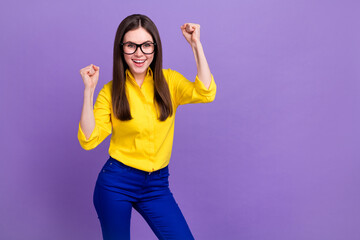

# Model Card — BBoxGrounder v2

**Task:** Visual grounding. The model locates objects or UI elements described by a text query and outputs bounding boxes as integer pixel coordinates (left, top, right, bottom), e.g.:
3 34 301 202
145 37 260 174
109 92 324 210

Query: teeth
133 60 145 63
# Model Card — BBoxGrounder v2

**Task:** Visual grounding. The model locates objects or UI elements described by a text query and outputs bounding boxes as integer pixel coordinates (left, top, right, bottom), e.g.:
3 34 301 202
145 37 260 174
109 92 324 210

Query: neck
131 70 146 82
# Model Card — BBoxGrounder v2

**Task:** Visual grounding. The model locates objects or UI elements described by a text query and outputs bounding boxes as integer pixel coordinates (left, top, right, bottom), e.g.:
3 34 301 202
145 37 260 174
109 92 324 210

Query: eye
143 43 151 48
126 43 136 48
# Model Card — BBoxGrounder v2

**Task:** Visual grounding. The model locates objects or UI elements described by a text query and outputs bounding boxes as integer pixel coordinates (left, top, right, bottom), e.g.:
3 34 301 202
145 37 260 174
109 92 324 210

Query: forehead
123 27 153 43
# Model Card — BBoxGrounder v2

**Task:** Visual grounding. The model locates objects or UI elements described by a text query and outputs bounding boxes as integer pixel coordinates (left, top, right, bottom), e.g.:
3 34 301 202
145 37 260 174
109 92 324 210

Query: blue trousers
93 156 195 240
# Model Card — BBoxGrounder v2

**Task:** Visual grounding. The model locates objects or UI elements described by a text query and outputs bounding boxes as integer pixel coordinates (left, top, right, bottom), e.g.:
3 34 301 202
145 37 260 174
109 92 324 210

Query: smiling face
122 27 155 80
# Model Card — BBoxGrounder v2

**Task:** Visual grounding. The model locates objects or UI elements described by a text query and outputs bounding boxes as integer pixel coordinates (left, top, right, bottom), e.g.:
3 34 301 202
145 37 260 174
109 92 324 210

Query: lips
133 59 145 63
132 59 146 67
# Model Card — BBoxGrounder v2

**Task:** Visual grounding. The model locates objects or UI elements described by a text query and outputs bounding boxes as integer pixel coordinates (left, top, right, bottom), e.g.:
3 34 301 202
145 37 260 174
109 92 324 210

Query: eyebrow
123 41 153 44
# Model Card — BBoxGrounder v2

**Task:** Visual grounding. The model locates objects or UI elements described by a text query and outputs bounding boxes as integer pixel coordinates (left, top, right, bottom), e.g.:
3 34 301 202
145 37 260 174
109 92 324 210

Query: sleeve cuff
194 74 217 96
77 122 99 144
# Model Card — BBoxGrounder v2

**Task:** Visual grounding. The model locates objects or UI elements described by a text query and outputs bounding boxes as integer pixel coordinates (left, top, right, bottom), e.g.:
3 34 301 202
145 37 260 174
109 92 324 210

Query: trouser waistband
108 156 168 175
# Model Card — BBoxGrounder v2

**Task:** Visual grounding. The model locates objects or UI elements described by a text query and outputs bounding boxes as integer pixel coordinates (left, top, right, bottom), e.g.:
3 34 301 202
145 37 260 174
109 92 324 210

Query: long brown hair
112 14 173 121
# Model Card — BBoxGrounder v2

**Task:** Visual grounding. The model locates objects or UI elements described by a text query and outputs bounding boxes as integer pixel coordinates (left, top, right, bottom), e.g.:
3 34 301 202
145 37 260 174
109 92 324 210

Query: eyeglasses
121 41 156 55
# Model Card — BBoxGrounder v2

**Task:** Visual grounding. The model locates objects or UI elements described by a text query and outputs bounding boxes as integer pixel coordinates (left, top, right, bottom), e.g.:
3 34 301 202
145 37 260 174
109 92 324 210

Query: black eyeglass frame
120 41 157 55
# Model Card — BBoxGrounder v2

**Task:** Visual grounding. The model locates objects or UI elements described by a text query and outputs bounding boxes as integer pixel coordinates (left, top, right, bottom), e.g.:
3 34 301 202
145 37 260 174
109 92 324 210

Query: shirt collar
125 67 153 83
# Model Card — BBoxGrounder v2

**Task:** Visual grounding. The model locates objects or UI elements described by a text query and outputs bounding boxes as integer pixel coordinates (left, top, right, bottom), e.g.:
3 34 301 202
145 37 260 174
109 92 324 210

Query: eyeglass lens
123 42 155 54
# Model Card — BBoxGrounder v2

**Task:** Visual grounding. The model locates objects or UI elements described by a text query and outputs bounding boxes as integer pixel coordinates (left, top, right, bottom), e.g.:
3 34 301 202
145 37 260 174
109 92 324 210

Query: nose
134 46 143 57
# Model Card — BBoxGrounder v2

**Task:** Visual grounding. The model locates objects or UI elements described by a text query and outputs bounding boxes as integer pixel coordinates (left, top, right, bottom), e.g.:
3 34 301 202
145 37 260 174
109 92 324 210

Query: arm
80 88 96 140
78 64 112 150
77 84 112 150
167 69 216 107
181 23 212 89
79 64 98 139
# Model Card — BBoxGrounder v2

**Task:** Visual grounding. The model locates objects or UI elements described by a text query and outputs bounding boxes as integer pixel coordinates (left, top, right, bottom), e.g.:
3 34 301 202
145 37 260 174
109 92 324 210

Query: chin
132 66 148 74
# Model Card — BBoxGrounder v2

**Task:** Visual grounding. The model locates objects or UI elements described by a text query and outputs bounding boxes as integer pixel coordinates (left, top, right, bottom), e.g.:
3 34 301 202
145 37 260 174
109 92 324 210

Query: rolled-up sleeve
77 83 112 150
171 69 217 106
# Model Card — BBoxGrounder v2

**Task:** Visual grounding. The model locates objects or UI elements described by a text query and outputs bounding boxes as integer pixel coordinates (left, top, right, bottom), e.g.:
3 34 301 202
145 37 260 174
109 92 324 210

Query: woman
78 14 216 240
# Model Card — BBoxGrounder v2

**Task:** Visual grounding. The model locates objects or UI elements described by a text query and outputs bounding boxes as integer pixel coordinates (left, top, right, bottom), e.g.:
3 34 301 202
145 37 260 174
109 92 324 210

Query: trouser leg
133 183 195 239
93 182 132 240
93 158 136 240
93 156 194 240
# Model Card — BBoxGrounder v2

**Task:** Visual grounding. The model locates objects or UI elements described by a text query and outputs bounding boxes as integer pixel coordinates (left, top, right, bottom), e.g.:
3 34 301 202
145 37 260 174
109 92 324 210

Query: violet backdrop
1 0 359 239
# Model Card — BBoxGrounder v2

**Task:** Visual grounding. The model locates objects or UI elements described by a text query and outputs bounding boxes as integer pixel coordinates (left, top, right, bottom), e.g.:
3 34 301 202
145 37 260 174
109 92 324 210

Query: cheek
124 55 132 65
147 55 154 64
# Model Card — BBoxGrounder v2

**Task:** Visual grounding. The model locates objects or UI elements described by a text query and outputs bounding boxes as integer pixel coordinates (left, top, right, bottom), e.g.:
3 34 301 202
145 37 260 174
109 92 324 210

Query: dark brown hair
112 14 173 121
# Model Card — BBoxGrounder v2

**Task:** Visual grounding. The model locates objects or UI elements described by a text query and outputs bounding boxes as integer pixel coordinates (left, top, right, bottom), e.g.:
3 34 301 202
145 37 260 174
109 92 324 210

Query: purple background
1 0 359 239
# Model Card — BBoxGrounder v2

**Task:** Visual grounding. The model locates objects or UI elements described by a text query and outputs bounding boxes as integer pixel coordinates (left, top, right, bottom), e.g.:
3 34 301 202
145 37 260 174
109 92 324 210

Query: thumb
186 24 194 33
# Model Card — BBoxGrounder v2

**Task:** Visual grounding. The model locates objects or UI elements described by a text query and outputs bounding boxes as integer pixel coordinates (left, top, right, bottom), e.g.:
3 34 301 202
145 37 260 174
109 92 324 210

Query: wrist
191 40 202 49
84 87 95 96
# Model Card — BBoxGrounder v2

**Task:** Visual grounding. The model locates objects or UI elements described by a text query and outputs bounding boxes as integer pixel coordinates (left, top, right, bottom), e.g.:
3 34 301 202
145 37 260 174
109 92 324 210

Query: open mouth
132 59 146 67
133 59 145 63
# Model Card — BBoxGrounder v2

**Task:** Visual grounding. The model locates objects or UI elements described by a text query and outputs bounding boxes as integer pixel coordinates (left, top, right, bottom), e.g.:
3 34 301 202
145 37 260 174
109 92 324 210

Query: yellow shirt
77 67 217 172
